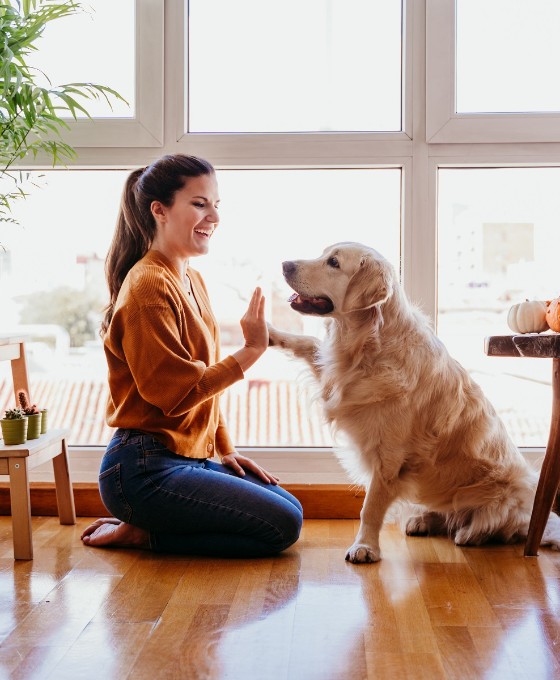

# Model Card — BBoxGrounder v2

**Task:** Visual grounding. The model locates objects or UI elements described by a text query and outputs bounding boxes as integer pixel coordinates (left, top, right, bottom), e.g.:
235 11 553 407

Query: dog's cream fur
269 242 560 563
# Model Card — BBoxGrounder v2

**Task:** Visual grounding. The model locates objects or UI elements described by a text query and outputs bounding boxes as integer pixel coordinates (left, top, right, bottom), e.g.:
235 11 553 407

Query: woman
81 154 303 556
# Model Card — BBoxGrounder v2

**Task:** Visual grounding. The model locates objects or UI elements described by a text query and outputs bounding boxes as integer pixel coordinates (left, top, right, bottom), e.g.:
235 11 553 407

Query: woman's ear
343 256 393 313
150 200 166 222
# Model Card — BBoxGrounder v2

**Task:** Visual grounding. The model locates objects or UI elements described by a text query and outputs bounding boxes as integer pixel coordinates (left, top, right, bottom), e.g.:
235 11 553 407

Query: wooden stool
0 429 76 559
0 336 76 559
485 334 560 556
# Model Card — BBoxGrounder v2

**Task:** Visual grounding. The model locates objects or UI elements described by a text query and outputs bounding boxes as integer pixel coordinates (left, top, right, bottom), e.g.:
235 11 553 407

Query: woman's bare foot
81 517 150 549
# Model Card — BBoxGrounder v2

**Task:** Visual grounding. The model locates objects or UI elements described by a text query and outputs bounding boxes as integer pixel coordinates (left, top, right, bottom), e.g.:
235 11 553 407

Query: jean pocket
98 463 133 524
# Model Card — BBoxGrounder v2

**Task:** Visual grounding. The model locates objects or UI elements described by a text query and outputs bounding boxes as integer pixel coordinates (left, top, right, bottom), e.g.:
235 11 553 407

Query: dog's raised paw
345 543 381 564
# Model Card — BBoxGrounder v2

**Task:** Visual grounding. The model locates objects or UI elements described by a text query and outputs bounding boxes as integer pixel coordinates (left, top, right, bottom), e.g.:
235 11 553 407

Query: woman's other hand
221 451 279 485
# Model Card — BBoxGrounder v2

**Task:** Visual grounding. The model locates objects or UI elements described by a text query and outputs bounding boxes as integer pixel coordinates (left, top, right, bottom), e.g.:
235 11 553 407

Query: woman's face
151 173 220 259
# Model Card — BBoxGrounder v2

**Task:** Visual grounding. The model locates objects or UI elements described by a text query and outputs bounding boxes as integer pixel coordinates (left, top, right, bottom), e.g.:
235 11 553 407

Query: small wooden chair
0 336 76 559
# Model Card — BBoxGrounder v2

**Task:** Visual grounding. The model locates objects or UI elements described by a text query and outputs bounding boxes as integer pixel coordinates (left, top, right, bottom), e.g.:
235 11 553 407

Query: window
187 0 402 133
36 0 165 147
437 168 557 446
427 0 560 142
3 0 559 467
456 0 560 115
36 0 136 118
0 171 128 447
0 168 401 447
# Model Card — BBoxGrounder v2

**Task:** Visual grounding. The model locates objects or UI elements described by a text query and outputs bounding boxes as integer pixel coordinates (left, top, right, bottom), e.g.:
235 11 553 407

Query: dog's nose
282 261 297 276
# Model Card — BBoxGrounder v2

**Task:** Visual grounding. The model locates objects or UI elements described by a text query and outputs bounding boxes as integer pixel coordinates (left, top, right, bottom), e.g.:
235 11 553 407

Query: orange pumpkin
546 297 560 332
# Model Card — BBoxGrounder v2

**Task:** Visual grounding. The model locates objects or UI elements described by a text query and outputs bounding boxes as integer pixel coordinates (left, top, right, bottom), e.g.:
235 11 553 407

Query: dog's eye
327 257 340 268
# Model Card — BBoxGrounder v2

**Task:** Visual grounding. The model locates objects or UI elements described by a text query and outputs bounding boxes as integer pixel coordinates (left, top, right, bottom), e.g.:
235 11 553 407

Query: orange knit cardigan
104 250 244 458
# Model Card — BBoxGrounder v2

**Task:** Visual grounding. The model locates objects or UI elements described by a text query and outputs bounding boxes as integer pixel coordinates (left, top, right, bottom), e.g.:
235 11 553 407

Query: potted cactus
1 407 28 445
18 391 42 440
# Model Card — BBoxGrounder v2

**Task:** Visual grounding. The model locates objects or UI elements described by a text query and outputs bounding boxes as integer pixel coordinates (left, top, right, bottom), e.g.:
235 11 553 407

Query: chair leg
9 457 33 560
52 439 76 525
525 358 560 556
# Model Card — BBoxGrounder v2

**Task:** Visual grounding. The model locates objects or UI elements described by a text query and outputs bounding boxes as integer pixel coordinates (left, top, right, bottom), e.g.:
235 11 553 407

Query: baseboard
0 482 364 519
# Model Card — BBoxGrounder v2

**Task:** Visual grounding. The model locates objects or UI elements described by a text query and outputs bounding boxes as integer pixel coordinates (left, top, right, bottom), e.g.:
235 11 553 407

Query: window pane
0 168 400 447
33 0 135 117
437 168 559 447
456 0 560 114
0 171 128 447
187 0 402 132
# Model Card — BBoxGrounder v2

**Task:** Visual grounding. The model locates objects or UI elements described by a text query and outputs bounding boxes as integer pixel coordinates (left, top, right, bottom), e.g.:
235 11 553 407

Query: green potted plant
1 407 28 445
40 406 48 434
1 0 126 226
18 390 41 439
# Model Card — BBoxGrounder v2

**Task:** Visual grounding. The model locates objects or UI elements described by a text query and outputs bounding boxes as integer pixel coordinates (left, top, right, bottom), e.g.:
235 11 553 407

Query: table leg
9 457 33 560
525 357 560 556
52 439 76 525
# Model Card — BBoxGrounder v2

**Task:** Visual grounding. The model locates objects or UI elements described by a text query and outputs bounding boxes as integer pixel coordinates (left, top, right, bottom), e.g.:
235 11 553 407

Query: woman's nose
207 207 219 224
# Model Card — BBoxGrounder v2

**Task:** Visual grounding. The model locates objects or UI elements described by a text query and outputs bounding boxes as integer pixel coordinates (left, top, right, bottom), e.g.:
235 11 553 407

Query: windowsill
16 446 547 486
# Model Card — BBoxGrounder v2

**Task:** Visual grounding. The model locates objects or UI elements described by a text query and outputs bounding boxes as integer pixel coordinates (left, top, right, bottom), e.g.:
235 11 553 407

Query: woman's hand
233 287 269 372
221 451 279 485
240 287 268 351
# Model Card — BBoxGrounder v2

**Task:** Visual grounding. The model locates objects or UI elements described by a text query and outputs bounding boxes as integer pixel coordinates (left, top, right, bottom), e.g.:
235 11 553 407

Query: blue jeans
98 429 303 557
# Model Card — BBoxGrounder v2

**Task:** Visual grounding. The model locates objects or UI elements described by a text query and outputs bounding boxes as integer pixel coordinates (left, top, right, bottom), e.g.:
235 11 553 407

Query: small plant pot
26 413 42 440
40 409 48 434
1 418 28 445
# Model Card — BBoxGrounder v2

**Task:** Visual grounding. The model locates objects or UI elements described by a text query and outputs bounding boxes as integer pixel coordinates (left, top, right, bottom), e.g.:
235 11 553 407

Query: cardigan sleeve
215 410 236 458
112 281 244 417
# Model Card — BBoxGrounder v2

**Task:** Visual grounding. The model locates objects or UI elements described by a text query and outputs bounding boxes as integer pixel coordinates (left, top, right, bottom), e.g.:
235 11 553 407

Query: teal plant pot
1 418 28 445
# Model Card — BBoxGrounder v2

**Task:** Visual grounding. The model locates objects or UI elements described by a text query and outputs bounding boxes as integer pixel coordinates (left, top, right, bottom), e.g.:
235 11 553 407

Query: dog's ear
342 255 393 313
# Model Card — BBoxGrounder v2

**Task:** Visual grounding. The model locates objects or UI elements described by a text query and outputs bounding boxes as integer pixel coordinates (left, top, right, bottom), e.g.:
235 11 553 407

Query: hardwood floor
1 517 560 679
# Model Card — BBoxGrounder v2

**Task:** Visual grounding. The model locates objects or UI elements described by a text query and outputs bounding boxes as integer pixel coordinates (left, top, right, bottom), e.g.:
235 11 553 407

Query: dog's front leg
346 475 397 564
268 324 321 377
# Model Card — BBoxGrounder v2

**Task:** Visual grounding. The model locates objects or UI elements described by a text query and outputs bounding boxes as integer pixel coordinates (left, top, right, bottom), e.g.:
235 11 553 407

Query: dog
268 242 560 563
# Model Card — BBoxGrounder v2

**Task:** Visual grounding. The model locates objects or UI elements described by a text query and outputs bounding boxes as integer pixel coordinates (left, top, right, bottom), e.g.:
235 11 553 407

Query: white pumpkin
507 300 548 334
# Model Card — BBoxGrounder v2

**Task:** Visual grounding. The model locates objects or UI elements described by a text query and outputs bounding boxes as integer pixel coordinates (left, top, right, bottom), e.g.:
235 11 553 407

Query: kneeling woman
81 154 303 557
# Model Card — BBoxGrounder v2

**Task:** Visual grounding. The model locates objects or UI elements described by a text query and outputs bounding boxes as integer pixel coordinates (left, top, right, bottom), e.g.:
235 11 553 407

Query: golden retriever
268 242 560 563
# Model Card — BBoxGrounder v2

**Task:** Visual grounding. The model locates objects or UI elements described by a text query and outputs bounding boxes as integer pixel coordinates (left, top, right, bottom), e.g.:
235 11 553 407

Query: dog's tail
449 467 536 544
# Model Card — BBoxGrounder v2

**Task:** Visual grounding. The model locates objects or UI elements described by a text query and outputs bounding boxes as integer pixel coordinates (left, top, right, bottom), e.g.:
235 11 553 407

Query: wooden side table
0 336 76 559
485 334 560 556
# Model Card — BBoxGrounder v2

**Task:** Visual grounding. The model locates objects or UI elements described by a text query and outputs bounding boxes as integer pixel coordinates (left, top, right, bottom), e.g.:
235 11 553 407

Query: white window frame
426 0 560 144
13 0 560 469
173 0 413 164
55 0 164 148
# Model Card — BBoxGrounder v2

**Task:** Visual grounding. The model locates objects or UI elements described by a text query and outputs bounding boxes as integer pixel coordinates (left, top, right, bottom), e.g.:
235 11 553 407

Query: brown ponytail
100 154 215 336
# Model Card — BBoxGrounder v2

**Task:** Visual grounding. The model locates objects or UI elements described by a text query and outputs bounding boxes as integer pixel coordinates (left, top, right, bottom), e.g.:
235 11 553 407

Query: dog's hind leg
540 512 560 550
405 511 448 537
345 475 398 564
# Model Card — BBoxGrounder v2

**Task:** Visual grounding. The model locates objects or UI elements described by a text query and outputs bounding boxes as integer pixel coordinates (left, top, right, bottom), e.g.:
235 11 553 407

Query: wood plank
1 517 560 679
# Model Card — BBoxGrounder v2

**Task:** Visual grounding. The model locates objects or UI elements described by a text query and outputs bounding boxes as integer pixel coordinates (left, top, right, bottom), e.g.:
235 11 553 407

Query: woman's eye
193 202 205 208
327 257 339 268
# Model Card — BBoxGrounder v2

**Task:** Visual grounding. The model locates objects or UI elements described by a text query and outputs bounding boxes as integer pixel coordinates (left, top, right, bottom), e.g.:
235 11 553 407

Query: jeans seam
100 463 134 524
